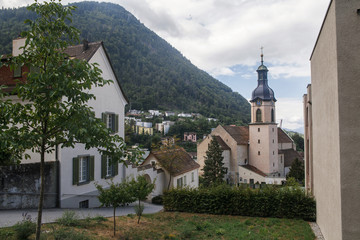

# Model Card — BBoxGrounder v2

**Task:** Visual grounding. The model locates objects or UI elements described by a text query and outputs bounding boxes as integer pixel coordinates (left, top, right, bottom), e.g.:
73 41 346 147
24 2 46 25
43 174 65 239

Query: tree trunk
35 145 46 240
167 175 172 190
113 207 116 236
137 199 141 224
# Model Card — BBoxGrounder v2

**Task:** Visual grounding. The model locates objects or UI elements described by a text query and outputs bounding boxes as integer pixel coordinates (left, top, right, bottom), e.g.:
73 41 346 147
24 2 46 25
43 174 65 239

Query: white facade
60 44 128 208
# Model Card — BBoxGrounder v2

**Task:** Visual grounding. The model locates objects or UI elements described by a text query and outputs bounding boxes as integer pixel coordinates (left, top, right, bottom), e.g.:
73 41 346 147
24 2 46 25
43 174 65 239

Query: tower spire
260 46 264 65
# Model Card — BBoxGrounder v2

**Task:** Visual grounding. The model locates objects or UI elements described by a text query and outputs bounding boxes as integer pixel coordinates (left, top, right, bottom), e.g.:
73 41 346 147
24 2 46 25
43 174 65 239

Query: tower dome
250 53 276 102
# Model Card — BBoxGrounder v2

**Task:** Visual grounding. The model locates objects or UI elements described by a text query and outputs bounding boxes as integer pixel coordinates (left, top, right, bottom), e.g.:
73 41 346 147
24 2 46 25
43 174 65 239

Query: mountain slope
0 1 250 124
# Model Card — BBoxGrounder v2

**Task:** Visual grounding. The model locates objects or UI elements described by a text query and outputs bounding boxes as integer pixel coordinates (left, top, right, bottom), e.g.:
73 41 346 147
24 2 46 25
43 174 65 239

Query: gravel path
309 222 325 240
0 202 163 228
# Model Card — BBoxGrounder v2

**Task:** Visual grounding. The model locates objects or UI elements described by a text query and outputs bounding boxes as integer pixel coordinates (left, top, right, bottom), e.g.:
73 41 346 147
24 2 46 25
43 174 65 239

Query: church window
273 139 274 143
258 139 260 144
258 151 260 155
273 162 275 167
273 151 274 155
271 109 275 122
256 109 262 122
258 128 260 132
272 128 274 132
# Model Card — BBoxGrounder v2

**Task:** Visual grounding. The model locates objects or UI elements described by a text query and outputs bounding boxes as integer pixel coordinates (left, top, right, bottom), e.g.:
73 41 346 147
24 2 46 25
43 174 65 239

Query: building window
273 162 275 167
191 172 194 182
79 200 89 208
273 151 274 155
177 178 183 188
151 161 156 167
13 66 21 78
256 109 262 122
258 139 260 144
102 112 119 133
258 151 260 155
272 128 274 132
184 176 187 186
101 155 118 179
273 139 274 143
271 109 275 122
258 128 260 132
73 156 94 185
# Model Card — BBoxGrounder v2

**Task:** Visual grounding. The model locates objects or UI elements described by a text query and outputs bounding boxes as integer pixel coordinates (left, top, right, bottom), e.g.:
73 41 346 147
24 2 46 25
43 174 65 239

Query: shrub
163 186 316 221
56 210 80 227
13 213 36 240
151 195 163 205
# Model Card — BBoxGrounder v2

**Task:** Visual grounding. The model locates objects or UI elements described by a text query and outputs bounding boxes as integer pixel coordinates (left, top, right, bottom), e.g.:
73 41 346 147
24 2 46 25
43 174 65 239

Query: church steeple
250 51 276 102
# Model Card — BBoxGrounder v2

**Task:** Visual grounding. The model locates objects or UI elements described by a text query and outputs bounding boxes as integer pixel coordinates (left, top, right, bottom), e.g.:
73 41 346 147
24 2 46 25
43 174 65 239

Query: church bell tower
248 51 279 176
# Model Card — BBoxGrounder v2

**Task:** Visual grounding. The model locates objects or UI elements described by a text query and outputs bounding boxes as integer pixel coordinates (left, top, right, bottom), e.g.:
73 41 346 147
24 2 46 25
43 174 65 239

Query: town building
304 0 360 239
197 55 301 185
0 39 129 208
184 132 197 143
134 121 153 135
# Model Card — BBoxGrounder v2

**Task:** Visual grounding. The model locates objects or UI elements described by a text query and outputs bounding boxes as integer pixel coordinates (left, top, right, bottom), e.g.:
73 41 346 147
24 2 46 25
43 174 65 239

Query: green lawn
0 212 315 240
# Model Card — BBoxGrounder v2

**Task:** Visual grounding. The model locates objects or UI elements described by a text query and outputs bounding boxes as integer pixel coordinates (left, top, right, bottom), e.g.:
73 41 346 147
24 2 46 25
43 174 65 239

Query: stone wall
0 161 59 209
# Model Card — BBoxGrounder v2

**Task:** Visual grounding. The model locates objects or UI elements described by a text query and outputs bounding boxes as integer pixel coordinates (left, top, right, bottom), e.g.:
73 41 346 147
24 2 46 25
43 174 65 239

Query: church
197 54 301 185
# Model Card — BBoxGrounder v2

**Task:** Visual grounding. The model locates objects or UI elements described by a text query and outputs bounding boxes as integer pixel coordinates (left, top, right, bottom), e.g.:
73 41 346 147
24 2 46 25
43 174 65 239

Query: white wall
60 46 127 208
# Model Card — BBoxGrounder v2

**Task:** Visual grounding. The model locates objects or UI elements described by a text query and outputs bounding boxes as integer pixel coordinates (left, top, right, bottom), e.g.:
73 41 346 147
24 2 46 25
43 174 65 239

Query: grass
0 212 315 240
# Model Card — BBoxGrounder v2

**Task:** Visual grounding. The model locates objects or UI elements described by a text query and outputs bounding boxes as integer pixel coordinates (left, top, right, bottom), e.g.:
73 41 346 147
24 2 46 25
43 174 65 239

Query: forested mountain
0 1 250 124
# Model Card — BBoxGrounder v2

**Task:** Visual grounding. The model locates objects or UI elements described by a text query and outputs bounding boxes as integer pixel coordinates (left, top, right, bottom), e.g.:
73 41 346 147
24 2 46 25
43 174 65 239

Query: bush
151 195 163 205
56 210 80 227
163 186 316 221
13 213 36 240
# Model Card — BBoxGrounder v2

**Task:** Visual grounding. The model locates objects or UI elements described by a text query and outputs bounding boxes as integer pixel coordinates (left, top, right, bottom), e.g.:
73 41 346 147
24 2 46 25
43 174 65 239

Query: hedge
163 185 316 221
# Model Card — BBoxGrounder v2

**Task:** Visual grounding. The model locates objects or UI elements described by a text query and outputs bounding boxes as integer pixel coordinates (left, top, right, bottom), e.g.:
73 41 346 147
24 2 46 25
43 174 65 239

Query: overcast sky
1 0 330 132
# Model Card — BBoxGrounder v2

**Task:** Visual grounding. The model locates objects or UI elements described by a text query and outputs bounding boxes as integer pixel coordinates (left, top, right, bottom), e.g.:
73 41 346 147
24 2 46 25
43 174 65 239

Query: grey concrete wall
310 1 342 240
335 1 360 239
0 161 59 209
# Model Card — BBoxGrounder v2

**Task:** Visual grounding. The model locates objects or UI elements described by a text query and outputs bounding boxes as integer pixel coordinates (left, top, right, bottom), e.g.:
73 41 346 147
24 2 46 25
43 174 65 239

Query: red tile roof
213 136 231 150
240 164 267 177
222 125 249 145
278 128 293 143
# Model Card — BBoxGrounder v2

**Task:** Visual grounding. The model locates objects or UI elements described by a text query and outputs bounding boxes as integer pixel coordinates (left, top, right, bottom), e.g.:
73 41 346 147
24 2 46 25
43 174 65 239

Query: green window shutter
101 155 106 179
115 114 119 133
72 157 79 185
113 161 118 177
89 156 95 181
102 113 107 125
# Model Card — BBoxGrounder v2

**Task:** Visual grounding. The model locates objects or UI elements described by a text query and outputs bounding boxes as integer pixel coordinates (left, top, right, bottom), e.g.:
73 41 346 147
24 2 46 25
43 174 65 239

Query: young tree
0 1 140 239
202 136 226 187
129 175 155 224
287 158 305 185
96 181 135 236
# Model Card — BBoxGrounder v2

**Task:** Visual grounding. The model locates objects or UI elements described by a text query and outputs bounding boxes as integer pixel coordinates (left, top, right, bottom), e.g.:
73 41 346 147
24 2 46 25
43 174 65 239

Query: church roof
222 125 249 145
250 56 276 102
277 128 294 144
279 149 303 167
241 164 267 177
214 136 231 150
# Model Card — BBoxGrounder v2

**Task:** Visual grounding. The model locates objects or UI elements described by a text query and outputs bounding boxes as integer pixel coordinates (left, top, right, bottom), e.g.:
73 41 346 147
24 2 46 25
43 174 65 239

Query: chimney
82 39 89 52
12 38 26 57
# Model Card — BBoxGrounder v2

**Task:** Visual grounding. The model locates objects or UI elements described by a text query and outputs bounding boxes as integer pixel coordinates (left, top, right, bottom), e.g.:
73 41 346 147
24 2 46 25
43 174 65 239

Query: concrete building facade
305 1 360 239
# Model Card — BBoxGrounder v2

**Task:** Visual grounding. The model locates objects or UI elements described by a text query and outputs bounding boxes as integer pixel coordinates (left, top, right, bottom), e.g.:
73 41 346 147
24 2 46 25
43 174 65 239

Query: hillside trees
0 1 140 239
0 2 251 124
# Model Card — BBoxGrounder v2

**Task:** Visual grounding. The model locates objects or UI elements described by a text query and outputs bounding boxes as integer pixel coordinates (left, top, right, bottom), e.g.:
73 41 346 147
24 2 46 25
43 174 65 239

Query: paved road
0 202 163 228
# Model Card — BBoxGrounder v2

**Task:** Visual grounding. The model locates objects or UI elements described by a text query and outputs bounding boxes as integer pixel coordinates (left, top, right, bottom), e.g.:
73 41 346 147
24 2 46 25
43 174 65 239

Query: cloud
276 98 304 131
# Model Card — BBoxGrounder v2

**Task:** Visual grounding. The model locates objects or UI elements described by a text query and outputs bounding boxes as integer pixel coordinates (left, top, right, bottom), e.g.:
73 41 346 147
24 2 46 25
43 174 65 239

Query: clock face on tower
256 99 262 106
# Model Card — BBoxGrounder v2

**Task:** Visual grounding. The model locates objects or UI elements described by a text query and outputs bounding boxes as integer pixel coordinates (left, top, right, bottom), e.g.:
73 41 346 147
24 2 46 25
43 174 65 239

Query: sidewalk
0 202 163 228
